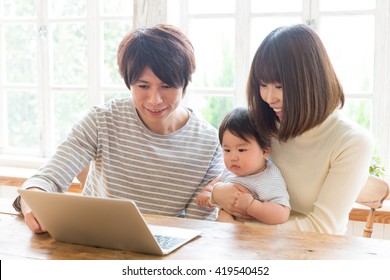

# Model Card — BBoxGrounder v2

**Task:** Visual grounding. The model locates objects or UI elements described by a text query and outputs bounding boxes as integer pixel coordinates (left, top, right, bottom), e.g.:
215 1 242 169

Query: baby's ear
263 146 271 157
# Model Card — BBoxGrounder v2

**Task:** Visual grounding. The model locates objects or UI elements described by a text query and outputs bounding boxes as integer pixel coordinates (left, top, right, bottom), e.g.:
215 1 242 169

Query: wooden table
1 204 390 260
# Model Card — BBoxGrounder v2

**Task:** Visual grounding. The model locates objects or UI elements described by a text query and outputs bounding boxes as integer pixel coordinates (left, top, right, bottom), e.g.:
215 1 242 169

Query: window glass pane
4 24 37 84
251 0 303 13
7 90 39 148
102 21 132 86
319 0 375 11
187 95 234 129
250 17 302 57
100 0 133 15
188 0 235 14
49 0 86 18
104 91 130 102
189 19 235 88
319 15 374 93
54 90 89 146
342 98 371 130
51 23 88 86
3 0 36 17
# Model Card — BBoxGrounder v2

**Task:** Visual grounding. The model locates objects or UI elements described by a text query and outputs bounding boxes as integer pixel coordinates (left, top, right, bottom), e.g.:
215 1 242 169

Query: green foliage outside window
370 152 385 177
196 38 235 129
199 96 233 128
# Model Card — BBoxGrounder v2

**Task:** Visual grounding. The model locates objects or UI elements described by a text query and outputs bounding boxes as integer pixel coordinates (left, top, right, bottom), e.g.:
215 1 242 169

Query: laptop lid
18 189 201 256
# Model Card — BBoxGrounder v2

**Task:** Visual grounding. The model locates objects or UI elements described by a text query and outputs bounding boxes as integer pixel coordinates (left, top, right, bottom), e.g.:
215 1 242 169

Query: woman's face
130 67 187 134
259 81 284 121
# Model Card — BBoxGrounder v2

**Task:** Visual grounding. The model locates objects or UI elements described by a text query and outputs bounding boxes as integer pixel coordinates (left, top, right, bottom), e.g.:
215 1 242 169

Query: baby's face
222 130 269 177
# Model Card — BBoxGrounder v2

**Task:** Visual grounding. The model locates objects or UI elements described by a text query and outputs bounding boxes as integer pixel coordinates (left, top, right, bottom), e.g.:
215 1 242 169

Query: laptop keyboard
154 235 186 251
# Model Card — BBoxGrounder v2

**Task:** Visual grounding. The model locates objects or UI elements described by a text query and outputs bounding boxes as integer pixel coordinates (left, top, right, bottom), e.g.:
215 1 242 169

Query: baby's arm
234 193 290 224
196 177 221 207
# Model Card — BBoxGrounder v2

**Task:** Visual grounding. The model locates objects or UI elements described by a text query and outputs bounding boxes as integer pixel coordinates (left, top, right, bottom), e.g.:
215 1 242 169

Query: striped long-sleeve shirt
18 98 224 220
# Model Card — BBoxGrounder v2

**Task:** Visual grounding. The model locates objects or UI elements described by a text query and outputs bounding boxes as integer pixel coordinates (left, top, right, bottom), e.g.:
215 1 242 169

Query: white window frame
0 0 133 168
167 0 390 176
1 0 390 176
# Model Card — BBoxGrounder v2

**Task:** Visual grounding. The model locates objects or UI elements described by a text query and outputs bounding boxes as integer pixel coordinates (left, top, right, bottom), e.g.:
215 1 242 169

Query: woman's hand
234 192 255 213
212 182 253 219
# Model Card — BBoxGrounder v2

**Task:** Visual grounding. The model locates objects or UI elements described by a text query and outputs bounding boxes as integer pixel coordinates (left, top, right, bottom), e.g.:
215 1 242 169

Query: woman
14 24 224 233
211 24 374 234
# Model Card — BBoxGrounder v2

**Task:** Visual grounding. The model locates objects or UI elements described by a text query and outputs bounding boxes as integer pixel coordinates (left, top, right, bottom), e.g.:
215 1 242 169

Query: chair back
355 175 389 238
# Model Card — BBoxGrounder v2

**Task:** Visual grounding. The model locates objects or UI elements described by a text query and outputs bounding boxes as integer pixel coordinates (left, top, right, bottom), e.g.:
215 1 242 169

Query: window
1 0 390 175
168 0 390 175
0 0 132 161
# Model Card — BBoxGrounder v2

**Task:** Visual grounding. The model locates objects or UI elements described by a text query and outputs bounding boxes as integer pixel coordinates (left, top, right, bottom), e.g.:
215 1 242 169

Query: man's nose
148 89 163 105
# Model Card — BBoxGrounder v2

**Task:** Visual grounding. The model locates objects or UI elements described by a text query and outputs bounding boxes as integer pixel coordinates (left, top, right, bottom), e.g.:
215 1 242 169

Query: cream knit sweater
265 110 374 234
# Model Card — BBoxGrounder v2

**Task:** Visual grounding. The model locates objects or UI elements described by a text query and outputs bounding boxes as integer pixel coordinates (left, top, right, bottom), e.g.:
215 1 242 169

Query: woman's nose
264 88 276 104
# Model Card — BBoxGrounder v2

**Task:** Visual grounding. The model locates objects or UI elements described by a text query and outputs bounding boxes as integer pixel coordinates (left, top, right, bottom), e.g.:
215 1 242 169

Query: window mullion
235 0 250 107
0 15 5 153
38 0 53 158
86 0 101 105
134 0 167 27
374 0 390 175
306 0 319 27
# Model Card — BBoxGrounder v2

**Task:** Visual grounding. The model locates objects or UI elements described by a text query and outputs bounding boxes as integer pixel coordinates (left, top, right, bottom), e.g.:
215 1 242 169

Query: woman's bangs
257 48 281 84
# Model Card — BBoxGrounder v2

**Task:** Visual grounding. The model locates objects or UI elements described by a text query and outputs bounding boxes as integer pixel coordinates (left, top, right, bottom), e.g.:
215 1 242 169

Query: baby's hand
196 192 212 207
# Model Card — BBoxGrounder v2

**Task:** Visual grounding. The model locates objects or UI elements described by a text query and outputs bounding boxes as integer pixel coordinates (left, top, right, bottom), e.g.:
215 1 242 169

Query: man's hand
23 210 47 233
21 188 48 233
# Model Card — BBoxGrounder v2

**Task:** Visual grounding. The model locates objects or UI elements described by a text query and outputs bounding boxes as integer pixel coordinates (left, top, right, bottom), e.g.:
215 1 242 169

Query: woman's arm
210 182 253 219
271 121 375 233
232 192 290 224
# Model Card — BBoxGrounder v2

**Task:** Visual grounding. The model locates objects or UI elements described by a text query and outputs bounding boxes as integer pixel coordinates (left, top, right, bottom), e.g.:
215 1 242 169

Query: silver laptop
18 189 201 256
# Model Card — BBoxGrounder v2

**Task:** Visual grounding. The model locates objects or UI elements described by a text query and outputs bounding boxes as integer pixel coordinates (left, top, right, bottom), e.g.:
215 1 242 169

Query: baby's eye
238 149 247 152
223 149 231 153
